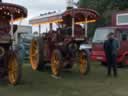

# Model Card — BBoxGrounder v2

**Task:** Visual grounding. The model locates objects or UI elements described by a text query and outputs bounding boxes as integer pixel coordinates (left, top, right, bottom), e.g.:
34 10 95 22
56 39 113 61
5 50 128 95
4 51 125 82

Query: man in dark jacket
104 32 119 77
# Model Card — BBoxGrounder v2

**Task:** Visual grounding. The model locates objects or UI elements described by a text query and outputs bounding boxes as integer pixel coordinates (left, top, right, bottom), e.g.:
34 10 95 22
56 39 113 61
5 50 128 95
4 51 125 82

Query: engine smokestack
66 0 73 9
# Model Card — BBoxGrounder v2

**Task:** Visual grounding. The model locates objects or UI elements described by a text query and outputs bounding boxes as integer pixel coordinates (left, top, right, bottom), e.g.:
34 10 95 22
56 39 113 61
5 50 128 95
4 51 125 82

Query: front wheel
8 52 21 85
79 50 90 75
51 49 62 77
30 39 39 70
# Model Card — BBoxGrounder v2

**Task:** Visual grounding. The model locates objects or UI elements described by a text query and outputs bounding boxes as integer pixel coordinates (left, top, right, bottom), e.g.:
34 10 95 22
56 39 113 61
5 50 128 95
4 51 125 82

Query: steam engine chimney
66 0 73 9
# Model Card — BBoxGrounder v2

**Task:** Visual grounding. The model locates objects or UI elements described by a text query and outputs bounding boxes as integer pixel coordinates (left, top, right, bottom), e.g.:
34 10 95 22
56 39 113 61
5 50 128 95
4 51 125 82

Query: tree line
79 0 128 37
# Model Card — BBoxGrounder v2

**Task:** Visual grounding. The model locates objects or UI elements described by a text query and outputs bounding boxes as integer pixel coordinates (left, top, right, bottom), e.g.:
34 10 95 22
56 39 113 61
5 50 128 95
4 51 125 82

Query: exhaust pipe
66 0 73 9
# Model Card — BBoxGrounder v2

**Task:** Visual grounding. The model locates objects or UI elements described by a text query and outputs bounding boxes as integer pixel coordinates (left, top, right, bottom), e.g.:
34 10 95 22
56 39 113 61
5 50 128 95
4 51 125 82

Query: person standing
104 32 119 77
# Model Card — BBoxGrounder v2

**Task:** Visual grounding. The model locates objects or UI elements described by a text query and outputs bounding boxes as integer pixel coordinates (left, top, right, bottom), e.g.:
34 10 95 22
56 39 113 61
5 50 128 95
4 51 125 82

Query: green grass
1 62 128 96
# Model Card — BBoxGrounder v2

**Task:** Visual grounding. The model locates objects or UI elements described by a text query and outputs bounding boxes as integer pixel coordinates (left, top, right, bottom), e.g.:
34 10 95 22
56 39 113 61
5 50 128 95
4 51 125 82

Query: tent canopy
29 8 100 25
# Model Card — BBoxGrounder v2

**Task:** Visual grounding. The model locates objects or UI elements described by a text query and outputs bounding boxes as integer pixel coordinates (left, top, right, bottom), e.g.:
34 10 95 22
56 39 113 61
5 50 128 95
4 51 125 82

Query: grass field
0 62 128 96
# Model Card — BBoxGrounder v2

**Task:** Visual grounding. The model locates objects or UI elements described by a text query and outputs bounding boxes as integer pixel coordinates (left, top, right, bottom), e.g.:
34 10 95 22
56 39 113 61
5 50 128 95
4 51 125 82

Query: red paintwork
112 10 128 27
32 8 100 62
0 2 27 79
91 43 106 62
91 27 128 65
0 3 27 21
92 11 128 65
63 8 100 23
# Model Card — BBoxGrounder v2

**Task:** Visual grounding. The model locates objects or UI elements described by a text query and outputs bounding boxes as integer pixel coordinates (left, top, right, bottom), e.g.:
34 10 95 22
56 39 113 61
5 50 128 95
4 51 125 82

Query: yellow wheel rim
79 51 88 75
51 51 60 76
30 40 39 70
8 55 18 85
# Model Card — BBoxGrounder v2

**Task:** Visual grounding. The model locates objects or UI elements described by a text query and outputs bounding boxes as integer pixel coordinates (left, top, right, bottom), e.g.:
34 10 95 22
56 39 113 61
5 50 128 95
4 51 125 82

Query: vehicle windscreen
92 28 114 43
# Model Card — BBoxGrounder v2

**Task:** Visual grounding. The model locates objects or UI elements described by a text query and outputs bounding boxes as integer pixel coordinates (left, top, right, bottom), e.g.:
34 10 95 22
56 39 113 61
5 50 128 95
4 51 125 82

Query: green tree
79 0 128 37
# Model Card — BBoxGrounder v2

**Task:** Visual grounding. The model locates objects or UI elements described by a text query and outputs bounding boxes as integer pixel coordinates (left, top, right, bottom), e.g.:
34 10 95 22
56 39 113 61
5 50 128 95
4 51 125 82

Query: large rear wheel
8 52 21 85
51 50 62 77
79 50 90 75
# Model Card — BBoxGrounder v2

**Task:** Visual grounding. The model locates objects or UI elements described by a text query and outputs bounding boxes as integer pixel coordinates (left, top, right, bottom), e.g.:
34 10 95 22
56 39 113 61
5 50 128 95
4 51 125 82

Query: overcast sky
3 0 78 26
